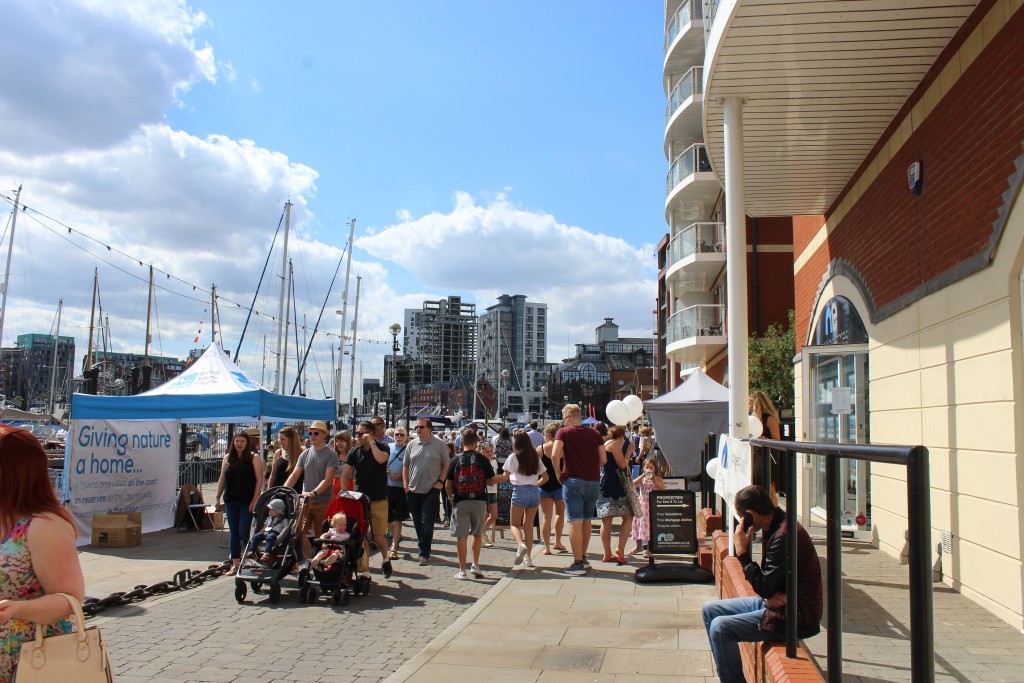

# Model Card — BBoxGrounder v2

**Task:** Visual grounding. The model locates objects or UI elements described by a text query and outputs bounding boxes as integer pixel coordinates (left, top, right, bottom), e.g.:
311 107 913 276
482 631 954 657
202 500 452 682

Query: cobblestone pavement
90 525 525 683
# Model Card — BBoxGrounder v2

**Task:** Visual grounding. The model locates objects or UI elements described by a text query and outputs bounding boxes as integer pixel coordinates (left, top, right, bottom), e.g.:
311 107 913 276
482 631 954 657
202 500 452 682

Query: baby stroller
297 490 372 605
235 486 301 604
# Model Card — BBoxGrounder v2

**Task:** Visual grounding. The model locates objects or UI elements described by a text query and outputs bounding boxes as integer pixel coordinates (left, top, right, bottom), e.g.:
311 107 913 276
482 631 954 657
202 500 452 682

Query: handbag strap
34 593 87 646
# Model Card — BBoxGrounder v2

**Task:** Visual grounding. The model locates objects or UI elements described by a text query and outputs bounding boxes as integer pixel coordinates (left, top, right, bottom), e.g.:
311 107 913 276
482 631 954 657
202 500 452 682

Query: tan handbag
14 593 115 683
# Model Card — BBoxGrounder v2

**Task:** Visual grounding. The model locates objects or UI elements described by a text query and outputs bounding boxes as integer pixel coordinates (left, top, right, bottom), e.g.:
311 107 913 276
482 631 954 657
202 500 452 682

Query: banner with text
67 420 179 544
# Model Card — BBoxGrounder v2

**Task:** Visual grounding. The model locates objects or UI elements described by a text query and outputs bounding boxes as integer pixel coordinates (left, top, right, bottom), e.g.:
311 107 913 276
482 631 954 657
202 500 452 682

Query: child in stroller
298 491 372 605
310 512 349 569
248 498 290 563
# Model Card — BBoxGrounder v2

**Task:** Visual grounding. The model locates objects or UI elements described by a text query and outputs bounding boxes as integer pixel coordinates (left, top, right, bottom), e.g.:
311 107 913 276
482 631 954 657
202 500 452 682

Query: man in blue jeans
402 417 450 565
550 403 605 576
702 485 822 683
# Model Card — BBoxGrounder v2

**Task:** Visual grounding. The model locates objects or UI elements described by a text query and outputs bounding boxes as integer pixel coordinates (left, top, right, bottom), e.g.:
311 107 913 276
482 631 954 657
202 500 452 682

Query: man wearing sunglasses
284 420 337 560
340 420 393 578
403 418 450 565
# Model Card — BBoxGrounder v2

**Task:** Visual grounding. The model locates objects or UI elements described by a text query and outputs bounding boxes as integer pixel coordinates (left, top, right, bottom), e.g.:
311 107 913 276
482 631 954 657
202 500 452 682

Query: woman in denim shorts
480 443 499 546
493 432 549 568
537 422 567 554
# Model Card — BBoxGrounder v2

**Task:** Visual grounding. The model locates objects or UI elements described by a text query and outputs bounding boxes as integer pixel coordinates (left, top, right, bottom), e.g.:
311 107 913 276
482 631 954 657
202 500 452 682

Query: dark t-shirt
555 425 603 481
345 441 389 501
445 450 495 505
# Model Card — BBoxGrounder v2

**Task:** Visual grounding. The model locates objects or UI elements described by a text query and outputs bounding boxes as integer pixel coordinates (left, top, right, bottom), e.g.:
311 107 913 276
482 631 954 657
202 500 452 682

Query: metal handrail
749 438 934 683
666 144 712 195
665 0 703 50
666 67 704 123
667 221 724 266
666 304 726 345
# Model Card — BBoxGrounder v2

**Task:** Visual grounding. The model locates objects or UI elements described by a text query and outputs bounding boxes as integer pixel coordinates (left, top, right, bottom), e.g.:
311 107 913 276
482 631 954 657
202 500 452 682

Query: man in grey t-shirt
402 418 450 564
284 420 338 560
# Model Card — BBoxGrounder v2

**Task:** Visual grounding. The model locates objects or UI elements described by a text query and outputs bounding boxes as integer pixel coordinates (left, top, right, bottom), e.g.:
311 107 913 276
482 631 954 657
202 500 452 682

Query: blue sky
0 1 669 400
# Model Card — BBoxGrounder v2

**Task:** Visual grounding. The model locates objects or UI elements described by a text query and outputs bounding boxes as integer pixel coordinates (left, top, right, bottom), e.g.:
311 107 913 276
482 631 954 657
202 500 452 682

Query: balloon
623 395 644 421
705 456 720 480
605 400 631 426
748 414 763 438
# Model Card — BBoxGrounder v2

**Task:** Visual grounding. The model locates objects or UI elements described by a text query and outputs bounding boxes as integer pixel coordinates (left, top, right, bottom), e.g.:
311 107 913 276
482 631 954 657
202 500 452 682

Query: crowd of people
212 404 675 581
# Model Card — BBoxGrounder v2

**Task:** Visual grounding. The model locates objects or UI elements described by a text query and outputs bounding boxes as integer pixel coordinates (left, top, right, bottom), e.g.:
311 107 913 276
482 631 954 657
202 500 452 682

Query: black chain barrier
82 560 232 618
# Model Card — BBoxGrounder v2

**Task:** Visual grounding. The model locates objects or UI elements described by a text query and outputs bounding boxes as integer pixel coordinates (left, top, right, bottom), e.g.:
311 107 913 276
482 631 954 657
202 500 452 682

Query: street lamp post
389 323 401 429
541 384 548 421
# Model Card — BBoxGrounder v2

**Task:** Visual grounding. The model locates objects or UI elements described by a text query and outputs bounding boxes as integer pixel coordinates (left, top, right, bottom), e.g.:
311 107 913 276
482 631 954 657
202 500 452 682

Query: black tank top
224 457 257 502
540 443 561 492
271 456 303 491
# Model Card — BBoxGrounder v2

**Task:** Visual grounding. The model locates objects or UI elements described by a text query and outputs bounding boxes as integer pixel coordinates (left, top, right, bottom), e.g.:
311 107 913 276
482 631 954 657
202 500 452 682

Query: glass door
805 346 870 535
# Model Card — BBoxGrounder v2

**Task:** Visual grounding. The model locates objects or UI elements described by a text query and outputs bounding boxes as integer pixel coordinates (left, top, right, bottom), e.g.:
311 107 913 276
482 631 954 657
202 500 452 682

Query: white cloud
357 193 658 359
218 60 237 83
0 0 215 155
250 78 262 93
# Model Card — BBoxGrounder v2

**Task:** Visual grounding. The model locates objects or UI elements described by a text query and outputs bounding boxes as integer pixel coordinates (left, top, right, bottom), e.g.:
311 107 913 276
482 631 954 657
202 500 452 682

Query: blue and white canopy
70 345 333 423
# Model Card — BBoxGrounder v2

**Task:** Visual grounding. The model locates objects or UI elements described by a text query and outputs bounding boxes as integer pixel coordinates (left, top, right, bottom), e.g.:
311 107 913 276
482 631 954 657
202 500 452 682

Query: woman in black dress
215 431 265 575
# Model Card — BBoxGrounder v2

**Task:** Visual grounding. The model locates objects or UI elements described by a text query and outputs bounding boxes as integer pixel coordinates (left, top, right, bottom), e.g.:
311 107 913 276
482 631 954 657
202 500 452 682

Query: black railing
750 438 934 683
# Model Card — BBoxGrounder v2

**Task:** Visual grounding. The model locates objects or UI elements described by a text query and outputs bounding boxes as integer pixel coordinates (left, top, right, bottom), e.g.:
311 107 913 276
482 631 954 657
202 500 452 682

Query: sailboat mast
274 201 292 393
48 299 62 416
336 218 356 423
281 259 293 394
0 184 22 349
348 275 361 421
210 284 219 348
85 269 98 370
144 265 153 365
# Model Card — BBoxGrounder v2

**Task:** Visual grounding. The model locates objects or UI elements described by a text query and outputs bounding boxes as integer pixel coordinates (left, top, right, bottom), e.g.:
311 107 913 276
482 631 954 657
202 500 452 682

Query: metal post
826 456 843 682
907 446 934 683
722 97 749 438
785 450 798 658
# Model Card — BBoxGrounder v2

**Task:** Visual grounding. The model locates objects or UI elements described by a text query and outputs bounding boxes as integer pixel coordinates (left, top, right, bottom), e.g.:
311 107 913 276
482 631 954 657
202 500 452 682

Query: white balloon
748 414 763 438
623 395 644 421
605 400 631 426
705 456 720 480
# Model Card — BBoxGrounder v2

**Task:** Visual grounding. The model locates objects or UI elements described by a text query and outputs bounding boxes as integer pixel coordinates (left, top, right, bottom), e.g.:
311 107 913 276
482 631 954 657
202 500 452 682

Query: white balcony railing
665 0 704 50
666 143 713 195
667 222 724 265
667 305 726 344
665 66 704 123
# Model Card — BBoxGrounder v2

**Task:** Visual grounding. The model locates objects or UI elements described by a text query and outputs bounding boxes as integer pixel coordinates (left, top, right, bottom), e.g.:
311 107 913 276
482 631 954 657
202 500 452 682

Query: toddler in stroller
310 512 349 569
298 490 372 605
249 498 290 563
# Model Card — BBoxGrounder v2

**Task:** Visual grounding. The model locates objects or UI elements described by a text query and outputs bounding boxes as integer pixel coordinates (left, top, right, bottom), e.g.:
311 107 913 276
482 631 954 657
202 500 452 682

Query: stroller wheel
252 581 263 594
269 583 281 604
341 590 350 606
234 579 247 603
297 568 309 588
332 588 341 606
306 586 318 604
360 577 372 596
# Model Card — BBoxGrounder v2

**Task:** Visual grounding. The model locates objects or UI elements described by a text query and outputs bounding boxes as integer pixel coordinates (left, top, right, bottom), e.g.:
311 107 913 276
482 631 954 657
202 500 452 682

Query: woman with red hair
0 425 85 682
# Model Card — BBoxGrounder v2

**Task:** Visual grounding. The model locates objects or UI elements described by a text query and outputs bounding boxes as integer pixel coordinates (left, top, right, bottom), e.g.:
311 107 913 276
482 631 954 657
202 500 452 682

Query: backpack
454 452 486 499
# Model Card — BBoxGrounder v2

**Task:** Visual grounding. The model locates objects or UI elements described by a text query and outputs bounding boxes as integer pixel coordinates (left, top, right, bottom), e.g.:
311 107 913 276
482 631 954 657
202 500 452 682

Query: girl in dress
631 457 666 556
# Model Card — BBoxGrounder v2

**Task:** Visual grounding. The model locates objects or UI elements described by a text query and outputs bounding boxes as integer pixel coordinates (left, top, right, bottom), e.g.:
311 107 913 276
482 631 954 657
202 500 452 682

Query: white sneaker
513 543 528 565
454 569 468 580
469 565 485 578
523 557 534 569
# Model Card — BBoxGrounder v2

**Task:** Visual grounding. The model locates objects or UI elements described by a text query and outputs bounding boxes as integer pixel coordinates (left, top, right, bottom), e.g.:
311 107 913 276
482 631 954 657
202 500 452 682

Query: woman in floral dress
0 426 84 682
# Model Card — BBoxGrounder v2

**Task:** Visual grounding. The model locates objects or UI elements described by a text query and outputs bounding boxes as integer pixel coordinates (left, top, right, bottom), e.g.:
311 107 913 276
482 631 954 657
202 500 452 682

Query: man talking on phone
701 485 822 683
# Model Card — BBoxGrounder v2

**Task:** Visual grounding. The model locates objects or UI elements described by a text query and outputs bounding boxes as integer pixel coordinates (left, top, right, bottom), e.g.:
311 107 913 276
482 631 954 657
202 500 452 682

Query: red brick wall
794 6 1024 350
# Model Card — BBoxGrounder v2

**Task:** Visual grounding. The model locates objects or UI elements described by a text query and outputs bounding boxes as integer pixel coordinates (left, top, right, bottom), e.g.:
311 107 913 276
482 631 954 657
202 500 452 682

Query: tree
749 310 796 412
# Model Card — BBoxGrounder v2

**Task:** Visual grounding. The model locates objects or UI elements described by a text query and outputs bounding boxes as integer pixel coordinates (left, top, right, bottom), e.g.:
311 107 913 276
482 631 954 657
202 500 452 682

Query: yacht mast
0 185 22 349
274 201 292 393
48 299 62 416
144 265 153 365
336 218 356 423
348 275 362 421
281 259 293 394
85 269 98 370
210 284 219 348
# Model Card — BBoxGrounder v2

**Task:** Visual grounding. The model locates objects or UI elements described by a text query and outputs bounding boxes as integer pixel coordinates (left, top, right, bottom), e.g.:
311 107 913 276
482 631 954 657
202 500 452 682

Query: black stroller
235 486 301 604
297 490 372 605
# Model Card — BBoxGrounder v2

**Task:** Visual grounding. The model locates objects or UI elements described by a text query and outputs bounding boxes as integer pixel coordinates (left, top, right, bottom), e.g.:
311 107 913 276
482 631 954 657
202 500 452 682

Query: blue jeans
702 596 770 683
406 488 440 559
561 477 600 521
224 500 254 560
